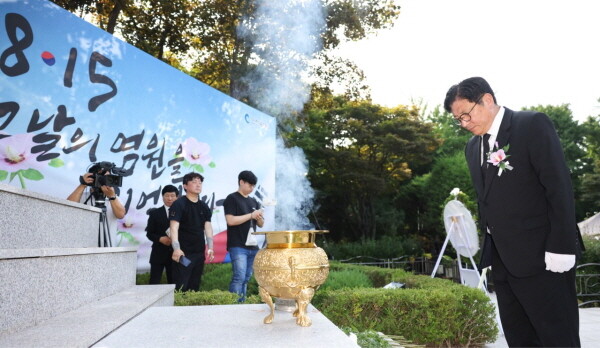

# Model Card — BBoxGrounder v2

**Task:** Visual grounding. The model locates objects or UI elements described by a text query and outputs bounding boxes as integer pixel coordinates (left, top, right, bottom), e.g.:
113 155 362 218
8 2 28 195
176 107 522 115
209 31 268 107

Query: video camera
80 161 126 189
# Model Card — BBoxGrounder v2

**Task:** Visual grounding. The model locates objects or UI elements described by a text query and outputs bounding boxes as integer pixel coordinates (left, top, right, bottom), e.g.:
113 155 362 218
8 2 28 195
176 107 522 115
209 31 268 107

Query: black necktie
481 133 491 180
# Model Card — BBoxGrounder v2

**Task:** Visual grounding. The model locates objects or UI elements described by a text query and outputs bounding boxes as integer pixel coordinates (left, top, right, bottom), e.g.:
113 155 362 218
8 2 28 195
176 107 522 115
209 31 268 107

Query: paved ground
484 293 600 347
93 304 359 348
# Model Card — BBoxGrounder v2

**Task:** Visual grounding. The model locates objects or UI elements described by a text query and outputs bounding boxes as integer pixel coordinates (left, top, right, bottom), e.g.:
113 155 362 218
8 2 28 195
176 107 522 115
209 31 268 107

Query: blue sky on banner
0 0 276 269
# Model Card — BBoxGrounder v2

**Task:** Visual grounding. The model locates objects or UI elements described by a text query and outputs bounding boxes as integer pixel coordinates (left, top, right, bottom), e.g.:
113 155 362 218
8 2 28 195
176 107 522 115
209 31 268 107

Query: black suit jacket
146 206 173 264
466 108 579 277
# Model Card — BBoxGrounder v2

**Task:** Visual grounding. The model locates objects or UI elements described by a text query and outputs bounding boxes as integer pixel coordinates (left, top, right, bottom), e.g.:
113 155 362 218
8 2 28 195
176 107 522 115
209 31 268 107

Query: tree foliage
395 107 475 249
524 104 588 177
118 0 200 61
290 98 438 241
524 104 595 219
426 106 472 157
51 0 126 34
401 151 476 250
580 115 600 215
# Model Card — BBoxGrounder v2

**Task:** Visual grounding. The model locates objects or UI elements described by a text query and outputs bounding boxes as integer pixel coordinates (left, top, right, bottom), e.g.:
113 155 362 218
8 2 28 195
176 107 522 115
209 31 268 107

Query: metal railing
576 263 600 308
337 255 462 283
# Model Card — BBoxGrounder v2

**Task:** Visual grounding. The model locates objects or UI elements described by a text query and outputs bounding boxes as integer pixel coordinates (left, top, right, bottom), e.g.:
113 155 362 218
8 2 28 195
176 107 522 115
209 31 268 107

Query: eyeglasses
453 96 482 126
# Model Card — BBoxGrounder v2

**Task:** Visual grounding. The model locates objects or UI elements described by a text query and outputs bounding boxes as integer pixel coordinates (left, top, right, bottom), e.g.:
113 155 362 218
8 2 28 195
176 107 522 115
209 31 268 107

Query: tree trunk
106 0 125 34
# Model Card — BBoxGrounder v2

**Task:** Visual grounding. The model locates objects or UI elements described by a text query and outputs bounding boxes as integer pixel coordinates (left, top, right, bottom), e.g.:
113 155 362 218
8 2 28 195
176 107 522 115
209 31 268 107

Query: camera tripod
97 203 113 247
84 193 113 247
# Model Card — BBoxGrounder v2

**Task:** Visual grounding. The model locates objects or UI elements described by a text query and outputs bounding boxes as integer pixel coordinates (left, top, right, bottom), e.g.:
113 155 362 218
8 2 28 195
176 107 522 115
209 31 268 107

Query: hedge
175 289 262 306
314 262 498 347
581 236 600 265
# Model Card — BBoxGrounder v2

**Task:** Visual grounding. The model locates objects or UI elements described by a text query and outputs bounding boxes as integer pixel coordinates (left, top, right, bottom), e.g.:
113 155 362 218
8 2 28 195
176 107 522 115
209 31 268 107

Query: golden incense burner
252 230 329 327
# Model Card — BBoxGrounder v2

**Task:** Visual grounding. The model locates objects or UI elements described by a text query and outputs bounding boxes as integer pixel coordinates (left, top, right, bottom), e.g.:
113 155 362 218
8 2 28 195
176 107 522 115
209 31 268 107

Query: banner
0 0 276 271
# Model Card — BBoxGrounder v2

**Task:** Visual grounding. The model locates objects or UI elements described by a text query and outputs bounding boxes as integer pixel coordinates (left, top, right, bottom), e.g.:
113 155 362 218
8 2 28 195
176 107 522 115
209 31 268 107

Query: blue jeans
229 247 258 302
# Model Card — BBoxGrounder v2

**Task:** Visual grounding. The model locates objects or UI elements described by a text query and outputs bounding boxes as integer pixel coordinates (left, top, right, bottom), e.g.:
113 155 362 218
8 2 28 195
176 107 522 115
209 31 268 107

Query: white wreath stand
430 215 487 292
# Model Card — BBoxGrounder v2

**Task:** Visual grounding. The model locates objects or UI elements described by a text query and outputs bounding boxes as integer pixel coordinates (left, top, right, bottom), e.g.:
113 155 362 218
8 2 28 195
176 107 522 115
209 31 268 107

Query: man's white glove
544 252 575 273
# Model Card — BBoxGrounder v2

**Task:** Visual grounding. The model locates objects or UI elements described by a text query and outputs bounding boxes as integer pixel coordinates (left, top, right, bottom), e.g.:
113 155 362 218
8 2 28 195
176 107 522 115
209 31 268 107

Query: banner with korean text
0 0 276 271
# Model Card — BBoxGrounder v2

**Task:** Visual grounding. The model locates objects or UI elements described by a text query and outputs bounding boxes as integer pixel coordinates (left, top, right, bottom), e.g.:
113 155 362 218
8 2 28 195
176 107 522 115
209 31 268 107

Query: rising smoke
237 0 325 230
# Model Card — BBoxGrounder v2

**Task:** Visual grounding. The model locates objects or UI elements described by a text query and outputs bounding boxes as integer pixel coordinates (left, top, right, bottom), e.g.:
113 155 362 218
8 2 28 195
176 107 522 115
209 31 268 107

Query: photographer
67 163 126 246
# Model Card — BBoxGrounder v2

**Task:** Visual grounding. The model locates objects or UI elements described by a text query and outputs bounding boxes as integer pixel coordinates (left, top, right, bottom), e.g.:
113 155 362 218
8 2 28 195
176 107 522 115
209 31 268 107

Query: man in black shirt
170 172 214 291
224 170 264 302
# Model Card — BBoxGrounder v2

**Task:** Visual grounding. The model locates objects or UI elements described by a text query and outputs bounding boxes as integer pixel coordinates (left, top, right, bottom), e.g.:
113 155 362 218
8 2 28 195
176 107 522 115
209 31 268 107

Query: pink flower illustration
0 133 46 171
116 209 146 246
118 209 146 231
182 137 212 165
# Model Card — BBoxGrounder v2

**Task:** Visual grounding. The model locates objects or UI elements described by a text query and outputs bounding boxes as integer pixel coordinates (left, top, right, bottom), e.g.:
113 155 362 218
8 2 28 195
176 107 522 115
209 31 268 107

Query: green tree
580 114 600 215
118 0 199 61
402 151 476 249
397 107 474 248
426 106 472 157
580 159 600 214
524 104 590 220
582 114 600 160
524 104 588 177
290 98 438 241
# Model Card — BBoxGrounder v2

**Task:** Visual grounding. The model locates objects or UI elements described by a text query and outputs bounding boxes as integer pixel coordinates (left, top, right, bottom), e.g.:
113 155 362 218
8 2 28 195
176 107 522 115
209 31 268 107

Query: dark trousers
491 238 580 347
149 259 173 284
173 252 205 292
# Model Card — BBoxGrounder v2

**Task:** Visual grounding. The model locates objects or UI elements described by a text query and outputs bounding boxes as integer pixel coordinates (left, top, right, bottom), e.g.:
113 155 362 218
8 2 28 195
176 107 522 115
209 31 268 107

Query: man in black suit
444 77 582 347
145 185 179 284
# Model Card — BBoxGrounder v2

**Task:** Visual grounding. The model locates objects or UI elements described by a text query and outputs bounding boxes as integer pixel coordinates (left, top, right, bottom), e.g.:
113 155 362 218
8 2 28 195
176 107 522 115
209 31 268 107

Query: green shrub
201 263 233 290
136 272 152 285
175 289 262 306
341 327 391 348
315 287 497 347
328 261 448 289
577 236 600 307
201 263 259 295
320 269 373 291
581 236 600 265
321 235 423 261
136 263 259 295
314 263 498 347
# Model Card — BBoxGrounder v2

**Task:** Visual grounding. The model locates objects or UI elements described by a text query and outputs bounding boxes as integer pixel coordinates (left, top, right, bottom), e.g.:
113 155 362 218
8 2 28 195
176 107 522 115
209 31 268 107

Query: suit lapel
482 108 513 199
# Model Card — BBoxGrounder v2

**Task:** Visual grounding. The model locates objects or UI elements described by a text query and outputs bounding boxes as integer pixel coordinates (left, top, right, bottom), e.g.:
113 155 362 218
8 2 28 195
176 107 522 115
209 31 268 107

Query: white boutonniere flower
487 142 514 176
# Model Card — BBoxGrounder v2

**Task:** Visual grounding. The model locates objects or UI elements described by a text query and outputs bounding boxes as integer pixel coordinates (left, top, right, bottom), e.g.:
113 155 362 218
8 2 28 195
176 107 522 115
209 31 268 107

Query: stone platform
94 304 359 348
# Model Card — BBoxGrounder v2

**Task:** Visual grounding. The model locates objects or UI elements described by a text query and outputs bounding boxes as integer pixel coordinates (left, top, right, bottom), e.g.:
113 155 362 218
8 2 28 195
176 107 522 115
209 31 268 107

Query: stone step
0 247 137 335
93 304 359 348
0 183 100 249
0 284 174 348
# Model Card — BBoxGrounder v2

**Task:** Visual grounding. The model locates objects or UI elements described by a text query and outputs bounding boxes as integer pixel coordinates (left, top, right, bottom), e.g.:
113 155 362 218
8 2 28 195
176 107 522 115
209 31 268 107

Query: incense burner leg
295 287 315 327
259 286 275 324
